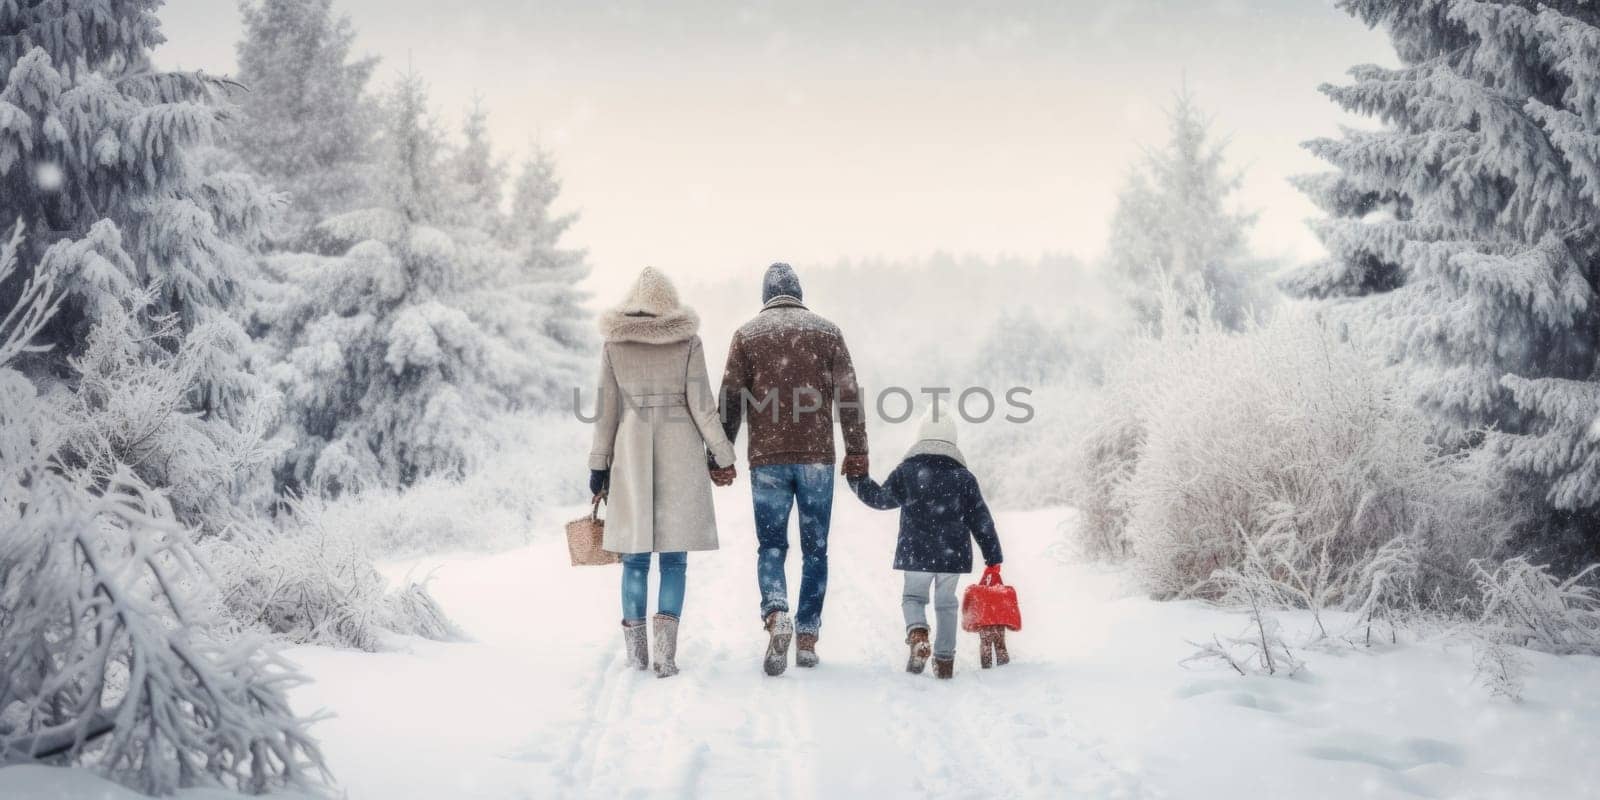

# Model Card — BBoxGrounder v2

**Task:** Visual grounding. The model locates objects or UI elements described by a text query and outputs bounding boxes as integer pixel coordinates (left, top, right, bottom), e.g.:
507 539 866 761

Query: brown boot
933 656 954 680
763 611 793 676
905 627 932 674
796 633 819 668
622 619 648 670
993 627 1010 666
979 627 997 669
651 614 679 678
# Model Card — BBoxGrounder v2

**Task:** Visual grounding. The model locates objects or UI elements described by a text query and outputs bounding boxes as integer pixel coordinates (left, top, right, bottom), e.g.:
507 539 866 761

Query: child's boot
651 614 679 678
763 610 793 676
933 656 954 680
622 620 648 670
796 633 819 668
905 627 931 674
979 627 996 669
993 627 1010 666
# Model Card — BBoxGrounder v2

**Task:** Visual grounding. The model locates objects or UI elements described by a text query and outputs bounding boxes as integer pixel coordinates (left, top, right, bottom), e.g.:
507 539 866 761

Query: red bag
961 565 1022 632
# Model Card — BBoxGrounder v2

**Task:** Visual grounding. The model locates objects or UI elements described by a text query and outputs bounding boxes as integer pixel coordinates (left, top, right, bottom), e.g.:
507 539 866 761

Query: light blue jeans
621 552 687 622
903 571 960 659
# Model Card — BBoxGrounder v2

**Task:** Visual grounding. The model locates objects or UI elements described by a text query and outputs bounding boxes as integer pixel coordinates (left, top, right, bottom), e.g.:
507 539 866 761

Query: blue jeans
751 463 834 636
621 552 687 622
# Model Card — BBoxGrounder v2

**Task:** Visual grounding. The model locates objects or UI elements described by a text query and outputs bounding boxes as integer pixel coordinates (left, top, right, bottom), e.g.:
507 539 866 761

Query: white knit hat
916 402 958 445
906 403 965 465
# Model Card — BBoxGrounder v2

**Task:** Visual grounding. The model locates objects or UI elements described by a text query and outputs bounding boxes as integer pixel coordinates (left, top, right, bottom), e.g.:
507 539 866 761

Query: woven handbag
565 495 618 566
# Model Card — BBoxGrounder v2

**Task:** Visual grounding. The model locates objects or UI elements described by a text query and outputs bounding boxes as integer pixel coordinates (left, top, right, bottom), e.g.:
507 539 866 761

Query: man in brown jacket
712 262 869 676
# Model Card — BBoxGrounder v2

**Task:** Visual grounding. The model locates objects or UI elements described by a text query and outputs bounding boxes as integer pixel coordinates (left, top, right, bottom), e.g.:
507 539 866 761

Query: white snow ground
6 485 1600 799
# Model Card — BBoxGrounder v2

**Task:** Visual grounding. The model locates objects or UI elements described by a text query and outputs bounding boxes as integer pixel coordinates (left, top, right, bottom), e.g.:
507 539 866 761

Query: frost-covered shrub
1070 345 1160 561
0 368 323 791
1471 558 1600 656
50 292 279 533
1471 639 1527 702
1076 290 1509 611
300 412 589 557
1459 556 1600 702
0 468 328 795
202 500 460 652
0 224 326 795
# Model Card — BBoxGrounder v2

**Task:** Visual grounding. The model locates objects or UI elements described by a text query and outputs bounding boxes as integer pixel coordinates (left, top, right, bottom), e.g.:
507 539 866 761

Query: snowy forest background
3 0 1600 796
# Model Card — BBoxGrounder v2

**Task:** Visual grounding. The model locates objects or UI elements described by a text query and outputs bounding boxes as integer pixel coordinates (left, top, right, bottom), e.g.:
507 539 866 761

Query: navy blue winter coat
848 453 1003 573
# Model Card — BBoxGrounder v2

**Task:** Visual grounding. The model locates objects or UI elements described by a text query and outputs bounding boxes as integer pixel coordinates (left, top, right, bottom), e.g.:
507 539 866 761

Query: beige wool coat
589 268 736 554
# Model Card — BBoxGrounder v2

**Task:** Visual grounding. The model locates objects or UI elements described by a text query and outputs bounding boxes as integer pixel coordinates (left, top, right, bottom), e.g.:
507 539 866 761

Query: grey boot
763 610 793 676
652 614 680 678
622 620 648 670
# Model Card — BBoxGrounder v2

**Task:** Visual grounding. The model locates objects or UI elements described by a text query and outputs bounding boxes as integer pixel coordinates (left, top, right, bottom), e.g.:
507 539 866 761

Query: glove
709 464 737 487
589 469 609 497
841 454 869 478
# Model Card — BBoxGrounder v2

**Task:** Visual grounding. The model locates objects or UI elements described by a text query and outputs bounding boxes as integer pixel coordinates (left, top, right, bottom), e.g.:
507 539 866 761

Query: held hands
709 464 737 487
841 454 869 478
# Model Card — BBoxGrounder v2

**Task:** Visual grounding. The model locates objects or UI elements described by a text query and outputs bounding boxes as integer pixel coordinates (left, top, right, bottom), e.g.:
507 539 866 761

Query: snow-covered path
283 485 1600 800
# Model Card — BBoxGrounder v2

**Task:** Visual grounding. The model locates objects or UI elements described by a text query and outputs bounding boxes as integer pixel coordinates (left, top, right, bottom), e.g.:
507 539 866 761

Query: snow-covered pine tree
234 0 379 241
0 1 279 529
1106 89 1270 331
259 75 584 493
1284 1 1600 565
451 98 506 226
504 145 594 389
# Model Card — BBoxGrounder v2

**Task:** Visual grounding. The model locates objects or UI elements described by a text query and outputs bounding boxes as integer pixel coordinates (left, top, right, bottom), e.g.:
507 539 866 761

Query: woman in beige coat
588 267 737 677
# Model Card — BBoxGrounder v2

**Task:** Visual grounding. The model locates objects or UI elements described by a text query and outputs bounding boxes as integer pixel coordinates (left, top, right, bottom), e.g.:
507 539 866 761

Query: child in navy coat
847 405 1003 678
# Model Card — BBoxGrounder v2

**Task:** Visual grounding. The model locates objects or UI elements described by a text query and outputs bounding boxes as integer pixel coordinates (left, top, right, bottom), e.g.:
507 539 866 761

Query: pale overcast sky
155 1 1393 299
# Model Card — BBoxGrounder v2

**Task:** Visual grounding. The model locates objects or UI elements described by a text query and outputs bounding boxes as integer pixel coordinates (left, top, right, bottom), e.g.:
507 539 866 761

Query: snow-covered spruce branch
0 467 330 795
0 222 62 367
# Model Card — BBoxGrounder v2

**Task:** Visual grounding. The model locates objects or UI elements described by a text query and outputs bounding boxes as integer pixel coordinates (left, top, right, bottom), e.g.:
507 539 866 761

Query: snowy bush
1070 344 1159 561
1471 558 1600 656
297 412 590 557
50 290 279 533
0 467 329 795
202 498 460 652
1183 613 1305 678
0 290 325 794
1471 638 1528 702
1075 288 1509 614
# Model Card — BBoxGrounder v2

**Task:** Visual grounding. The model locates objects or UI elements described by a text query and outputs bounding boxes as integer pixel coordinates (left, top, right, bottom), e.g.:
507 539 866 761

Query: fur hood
599 266 701 344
